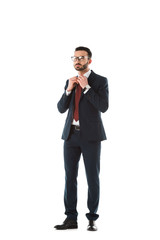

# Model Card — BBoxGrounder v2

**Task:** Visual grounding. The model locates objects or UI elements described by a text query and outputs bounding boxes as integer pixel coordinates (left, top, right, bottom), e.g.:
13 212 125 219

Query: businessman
55 46 109 231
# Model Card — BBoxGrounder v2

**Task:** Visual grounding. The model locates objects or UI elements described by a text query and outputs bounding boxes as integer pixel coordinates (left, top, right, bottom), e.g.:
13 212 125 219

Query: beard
74 62 89 71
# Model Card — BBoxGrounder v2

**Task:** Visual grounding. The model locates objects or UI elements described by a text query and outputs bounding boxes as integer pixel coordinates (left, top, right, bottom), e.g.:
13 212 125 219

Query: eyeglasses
71 56 89 62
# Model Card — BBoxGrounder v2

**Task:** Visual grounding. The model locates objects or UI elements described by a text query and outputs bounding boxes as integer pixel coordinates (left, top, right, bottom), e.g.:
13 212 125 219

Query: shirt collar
78 69 91 78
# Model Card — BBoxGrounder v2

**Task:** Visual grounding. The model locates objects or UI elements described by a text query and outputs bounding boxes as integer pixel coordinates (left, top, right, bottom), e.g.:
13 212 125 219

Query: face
73 50 91 71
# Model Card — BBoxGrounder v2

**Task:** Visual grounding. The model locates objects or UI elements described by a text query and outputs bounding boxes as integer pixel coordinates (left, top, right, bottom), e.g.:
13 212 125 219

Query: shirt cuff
66 90 72 96
83 84 91 94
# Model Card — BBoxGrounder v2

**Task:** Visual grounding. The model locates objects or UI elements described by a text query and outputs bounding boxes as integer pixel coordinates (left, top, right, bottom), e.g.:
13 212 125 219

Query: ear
88 59 92 64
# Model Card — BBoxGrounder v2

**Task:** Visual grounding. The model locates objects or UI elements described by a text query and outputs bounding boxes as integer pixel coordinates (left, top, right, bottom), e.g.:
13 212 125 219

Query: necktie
74 84 82 121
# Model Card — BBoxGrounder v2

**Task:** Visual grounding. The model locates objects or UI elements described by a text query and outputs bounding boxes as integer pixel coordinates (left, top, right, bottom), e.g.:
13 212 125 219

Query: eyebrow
74 55 88 57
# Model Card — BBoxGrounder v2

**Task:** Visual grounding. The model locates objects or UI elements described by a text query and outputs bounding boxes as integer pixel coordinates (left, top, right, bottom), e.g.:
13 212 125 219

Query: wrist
66 88 72 92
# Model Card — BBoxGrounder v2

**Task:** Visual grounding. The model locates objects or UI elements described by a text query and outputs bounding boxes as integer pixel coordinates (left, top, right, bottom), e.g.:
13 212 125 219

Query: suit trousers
63 126 101 221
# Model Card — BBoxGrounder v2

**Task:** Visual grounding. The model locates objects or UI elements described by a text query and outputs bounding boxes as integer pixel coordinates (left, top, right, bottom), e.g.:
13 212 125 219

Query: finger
78 76 85 81
78 79 84 84
70 76 77 81
71 78 78 82
77 80 81 85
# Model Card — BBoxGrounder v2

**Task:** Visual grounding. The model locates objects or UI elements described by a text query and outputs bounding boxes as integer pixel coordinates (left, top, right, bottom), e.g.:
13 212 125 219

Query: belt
71 125 80 131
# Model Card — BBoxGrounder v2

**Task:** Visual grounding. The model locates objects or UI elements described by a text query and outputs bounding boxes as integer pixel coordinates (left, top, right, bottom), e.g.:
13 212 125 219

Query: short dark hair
75 46 92 59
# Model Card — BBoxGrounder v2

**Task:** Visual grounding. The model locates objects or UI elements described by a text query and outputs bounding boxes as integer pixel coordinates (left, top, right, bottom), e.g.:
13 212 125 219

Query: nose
74 58 81 62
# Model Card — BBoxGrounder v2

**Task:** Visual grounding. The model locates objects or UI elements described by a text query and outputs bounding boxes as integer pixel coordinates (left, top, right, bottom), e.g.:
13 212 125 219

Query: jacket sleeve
57 80 72 113
84 77 109 113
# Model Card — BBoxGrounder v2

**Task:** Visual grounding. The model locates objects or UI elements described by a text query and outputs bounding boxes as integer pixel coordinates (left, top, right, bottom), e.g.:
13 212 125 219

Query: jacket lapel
88 70 95 85
79 70 95 100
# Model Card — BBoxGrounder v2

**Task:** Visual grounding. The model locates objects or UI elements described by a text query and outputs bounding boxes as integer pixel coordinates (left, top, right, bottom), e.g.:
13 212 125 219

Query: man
54 46 109 231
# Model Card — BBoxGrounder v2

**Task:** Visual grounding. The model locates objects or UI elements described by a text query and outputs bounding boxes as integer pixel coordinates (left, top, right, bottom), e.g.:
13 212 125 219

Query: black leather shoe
54 218 78 230
87 220 97 231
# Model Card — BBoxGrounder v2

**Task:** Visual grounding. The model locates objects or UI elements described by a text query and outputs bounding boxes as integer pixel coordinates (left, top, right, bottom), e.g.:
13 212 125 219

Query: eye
79 56 84 60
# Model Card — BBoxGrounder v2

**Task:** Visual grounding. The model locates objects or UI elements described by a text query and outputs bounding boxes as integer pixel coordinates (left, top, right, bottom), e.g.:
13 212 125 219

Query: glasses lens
71 56 88 62
79 56 84 60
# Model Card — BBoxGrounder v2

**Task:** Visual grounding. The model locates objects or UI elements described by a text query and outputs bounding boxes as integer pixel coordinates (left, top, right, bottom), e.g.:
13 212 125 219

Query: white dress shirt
66 69 91 126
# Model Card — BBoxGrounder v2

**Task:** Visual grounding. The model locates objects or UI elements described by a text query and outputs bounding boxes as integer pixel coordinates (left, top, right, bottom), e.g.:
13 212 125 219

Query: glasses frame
71 56 89 62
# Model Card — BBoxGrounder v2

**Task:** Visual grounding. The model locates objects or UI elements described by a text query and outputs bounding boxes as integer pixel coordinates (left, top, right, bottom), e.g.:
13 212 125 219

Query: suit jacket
57 70 109 141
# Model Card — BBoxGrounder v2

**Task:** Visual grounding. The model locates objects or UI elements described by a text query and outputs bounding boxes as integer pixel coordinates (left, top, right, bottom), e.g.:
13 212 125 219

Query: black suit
57 70 109 221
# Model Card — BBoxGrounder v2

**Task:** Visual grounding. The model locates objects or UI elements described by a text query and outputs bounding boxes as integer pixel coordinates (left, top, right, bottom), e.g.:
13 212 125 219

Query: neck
78 68 90 76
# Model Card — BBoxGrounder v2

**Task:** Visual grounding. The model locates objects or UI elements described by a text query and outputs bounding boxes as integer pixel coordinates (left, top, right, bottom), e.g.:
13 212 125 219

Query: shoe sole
55 226 78 230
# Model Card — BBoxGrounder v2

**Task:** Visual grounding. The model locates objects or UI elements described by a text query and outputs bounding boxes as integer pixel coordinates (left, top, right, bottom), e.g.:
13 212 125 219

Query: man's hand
77 76 88 89
67 77 78 91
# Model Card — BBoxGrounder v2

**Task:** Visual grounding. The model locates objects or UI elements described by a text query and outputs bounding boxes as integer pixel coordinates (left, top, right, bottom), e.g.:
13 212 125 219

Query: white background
0 0 160 239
